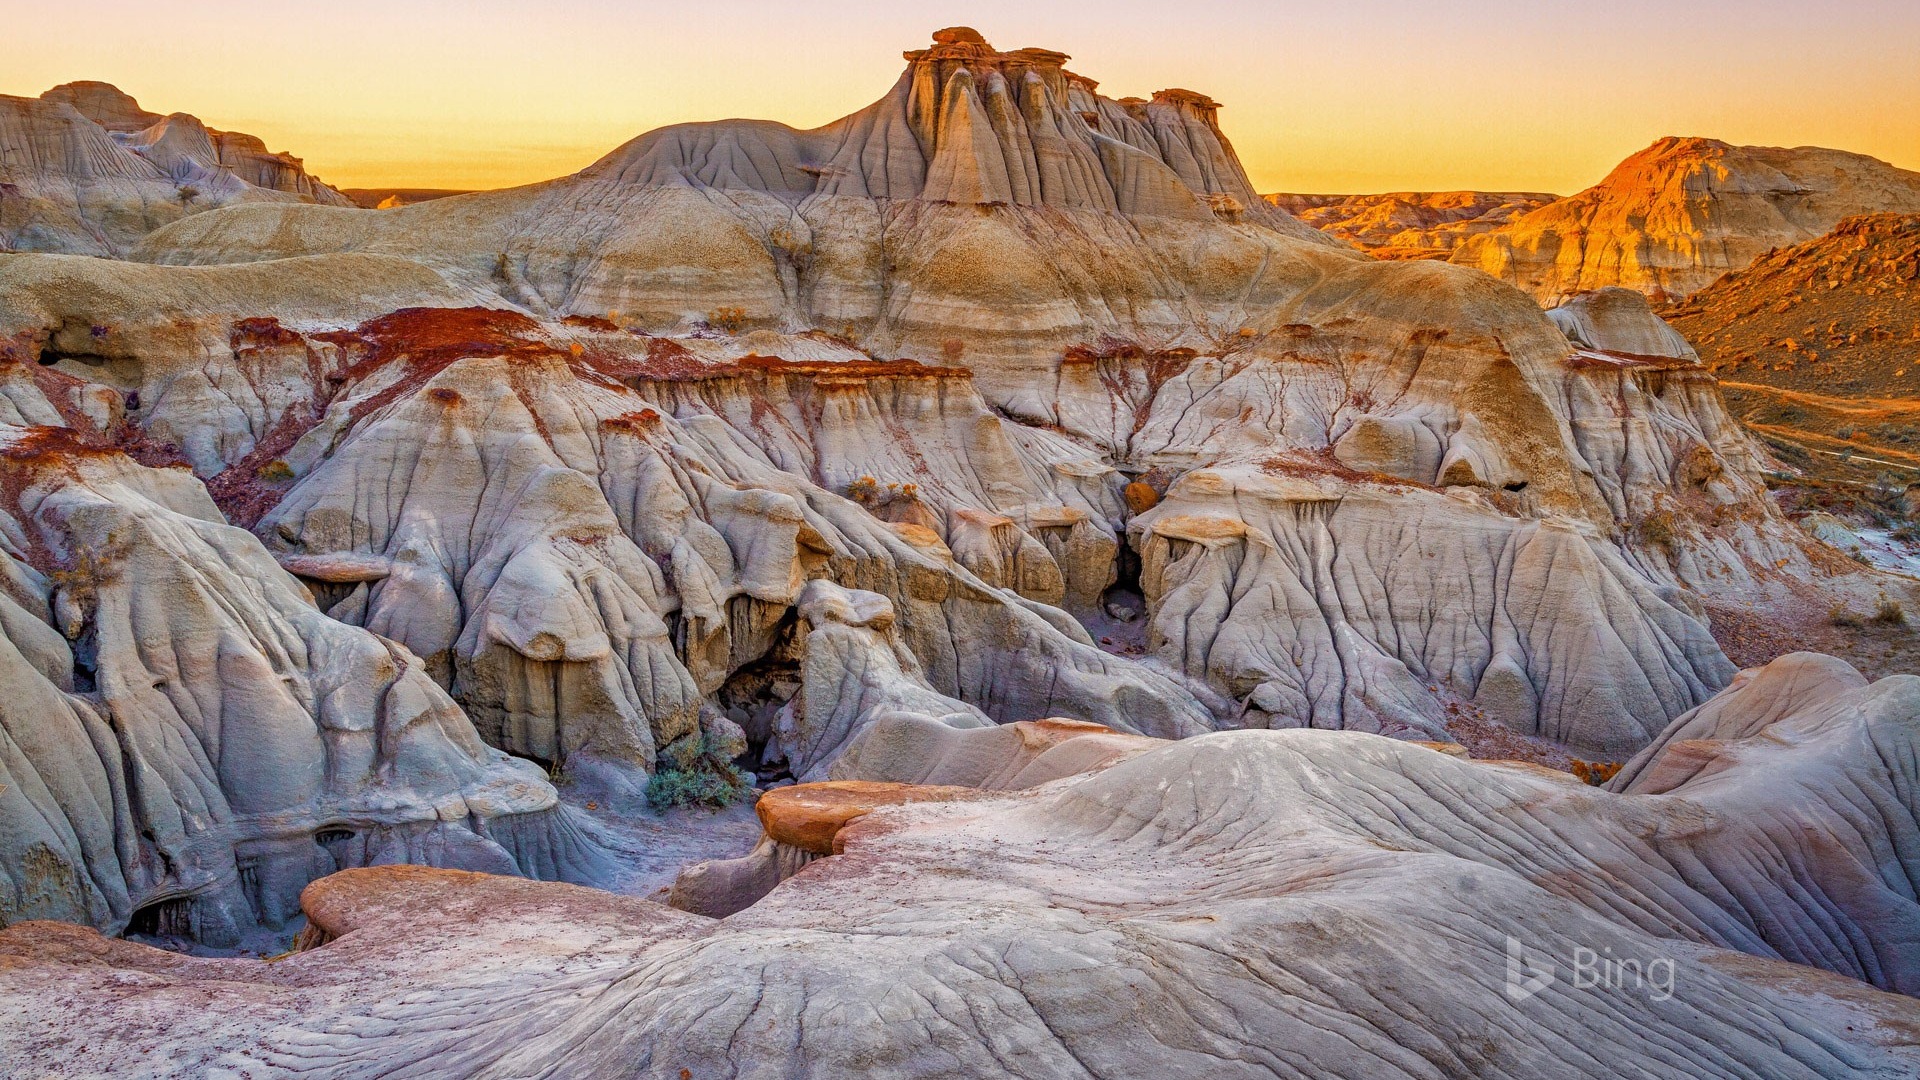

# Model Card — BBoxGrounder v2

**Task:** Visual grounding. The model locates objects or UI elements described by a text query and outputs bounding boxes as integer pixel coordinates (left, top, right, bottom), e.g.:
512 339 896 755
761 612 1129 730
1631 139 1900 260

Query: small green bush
645 727 754 810
646 760 754 810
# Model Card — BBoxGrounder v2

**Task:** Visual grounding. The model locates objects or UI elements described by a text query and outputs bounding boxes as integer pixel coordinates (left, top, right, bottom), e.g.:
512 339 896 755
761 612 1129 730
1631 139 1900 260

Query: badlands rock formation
0 425 605 943
1451 137 1920 304
7 653 1920 1076
1266 190 1556 260
1 243 1794 783
0 25 1896 991
0 81 350 256
129 26 1338 382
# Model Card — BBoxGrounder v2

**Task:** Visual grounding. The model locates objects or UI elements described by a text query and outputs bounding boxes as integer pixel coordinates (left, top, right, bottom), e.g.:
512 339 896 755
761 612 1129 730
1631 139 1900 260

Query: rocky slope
1662 213 1920 485
7 653 1920 1077
128 26 1340 392
1451 137 1920 304
0 81 352 256
1266 190 1556 260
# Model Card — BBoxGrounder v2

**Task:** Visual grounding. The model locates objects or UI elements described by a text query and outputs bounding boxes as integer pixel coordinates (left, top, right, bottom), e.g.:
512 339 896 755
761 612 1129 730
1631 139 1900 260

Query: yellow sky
7 0 1918 195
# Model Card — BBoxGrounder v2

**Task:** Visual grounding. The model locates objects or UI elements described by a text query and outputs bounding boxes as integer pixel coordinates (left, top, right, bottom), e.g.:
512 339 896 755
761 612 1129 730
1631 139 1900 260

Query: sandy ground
589 798 766 899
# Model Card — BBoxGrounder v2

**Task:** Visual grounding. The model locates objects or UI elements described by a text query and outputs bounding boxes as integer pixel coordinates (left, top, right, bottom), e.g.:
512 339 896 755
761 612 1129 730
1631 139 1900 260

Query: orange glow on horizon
6 0 1918 197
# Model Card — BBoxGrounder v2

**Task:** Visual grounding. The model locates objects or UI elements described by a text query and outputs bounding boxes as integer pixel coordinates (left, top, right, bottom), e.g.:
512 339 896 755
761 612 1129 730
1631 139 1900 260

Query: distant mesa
1448 136 1920 304
1272 138 1920 306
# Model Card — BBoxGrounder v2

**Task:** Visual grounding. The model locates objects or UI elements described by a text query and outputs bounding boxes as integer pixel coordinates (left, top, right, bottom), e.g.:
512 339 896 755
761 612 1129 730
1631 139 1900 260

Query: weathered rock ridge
1450 137 1920 304
0 264 1825 779
128 28 1348 396
0 81 351 256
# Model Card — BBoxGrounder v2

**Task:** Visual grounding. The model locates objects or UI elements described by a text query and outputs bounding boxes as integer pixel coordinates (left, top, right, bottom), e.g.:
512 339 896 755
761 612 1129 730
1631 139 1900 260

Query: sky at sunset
7 0 1919 195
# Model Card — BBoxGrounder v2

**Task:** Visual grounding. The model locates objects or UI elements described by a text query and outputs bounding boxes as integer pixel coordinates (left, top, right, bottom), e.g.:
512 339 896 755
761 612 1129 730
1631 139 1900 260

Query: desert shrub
645 762 754 810
1872 594 1908 626
705 306 747 334
768 224 813 271
646 727 755 810
847 476 919 512
1634 509 1678 550
257 459 295 483
1830 603 1866 627
1569 760 1624 787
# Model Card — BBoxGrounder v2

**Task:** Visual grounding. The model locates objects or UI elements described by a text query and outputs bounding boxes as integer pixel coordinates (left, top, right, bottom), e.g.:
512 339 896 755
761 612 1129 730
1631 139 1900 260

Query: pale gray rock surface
1 82 351 256
772 580 993 782
0 238 1887 792
0 426 606 943
6 654 1920 1076
251 327 1212 802
0 252 475 476
1128 467 1735 755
